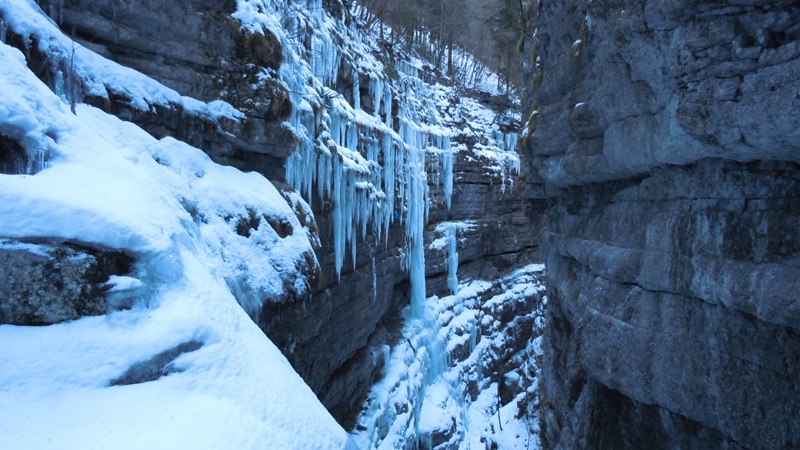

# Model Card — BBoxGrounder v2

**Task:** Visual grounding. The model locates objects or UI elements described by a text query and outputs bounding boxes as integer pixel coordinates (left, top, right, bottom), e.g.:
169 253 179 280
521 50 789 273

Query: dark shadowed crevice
587 382 747 450
0 133 27 175
109 340 204 386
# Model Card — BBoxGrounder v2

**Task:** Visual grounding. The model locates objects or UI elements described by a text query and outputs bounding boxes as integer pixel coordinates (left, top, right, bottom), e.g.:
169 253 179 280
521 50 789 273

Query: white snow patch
0 12 347 446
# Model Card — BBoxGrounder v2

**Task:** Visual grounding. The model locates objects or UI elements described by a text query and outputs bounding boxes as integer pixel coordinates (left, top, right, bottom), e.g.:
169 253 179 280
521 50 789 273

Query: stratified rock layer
520 1 800 448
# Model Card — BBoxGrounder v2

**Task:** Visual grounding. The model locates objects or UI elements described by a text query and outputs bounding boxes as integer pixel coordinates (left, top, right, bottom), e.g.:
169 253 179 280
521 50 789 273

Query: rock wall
520 1 800 448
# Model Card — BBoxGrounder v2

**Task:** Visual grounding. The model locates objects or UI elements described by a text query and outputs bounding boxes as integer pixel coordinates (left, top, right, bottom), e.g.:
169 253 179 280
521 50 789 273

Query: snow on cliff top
0 7 349 450
0 0 244 121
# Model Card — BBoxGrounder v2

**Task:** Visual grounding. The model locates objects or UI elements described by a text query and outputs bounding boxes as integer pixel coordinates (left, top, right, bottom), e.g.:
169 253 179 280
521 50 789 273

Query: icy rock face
0 240 133 325
6 0 542 433
520 1 800 448
0 11 350 445
425 146 541 296
277 134 541 424
247 0 541 425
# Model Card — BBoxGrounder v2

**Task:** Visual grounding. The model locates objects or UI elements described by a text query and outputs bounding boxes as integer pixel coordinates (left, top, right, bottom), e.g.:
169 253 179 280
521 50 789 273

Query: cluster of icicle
278 0 455 313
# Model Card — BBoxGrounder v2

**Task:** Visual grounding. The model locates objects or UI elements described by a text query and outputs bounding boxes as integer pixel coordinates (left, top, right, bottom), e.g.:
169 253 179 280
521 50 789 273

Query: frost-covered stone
0 0 545 446
0 7 348 445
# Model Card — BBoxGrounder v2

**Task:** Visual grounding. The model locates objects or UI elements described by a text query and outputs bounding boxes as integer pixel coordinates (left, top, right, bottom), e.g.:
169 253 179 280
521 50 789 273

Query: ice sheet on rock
427 222 472 296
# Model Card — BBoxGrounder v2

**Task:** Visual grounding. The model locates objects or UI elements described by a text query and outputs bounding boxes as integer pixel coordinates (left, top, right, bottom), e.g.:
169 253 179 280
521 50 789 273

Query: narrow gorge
0 0 798 449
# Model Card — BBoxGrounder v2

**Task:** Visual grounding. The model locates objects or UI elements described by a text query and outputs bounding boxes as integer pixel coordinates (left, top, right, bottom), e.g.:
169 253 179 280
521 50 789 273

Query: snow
104 275 143 292
351 265 547 450
0 251 348 449
0 8 347 447
428 221 476 252
445 224 459 296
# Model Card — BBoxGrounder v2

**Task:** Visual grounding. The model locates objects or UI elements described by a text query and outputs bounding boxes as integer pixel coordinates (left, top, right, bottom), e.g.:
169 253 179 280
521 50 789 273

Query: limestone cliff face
520 1 800 448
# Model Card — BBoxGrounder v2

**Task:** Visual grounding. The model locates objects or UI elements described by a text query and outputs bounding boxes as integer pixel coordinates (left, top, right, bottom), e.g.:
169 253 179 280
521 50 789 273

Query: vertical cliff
520 1 800 448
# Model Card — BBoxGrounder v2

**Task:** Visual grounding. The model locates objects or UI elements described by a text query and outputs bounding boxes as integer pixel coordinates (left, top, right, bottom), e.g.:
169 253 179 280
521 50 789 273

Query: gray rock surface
0 240 133 325
521 1 800 448
110 340 204 386
0 133 29 175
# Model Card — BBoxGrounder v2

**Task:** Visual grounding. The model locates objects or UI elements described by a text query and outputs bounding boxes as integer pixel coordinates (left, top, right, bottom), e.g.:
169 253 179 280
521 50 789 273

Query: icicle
0 17 6 44
401 119 429 317
383 82 393 128
347 168 357 271
311 32 340 86
332 155 345 278
505 132 518 152
347 119 358 151
54 70 67 103
382 135 395 241
317 150 332 200
372 256 377 303
369 76 382 119
442 146 454 209
445 223 458 295
382 344 391 370
353 70 360 110
30 148 48 174
330 110 341 146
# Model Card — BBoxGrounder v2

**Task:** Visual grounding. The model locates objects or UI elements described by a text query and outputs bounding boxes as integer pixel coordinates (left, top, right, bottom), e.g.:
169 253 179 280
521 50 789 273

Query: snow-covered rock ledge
0 9 351 448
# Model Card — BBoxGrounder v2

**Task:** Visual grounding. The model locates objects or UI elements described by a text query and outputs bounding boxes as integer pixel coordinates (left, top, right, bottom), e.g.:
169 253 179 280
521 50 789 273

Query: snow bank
0 19 348 450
